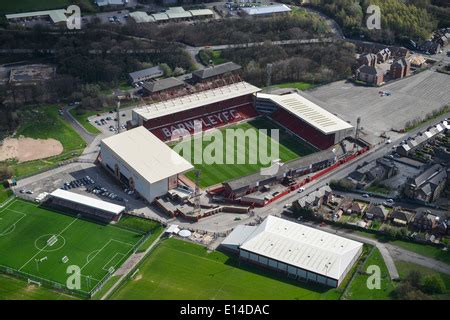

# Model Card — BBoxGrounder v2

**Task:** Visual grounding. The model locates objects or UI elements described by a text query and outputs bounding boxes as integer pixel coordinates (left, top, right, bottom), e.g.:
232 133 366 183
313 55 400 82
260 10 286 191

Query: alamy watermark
170 120 281 175
366 5 381 30
65 5 81 30
366 264 381 290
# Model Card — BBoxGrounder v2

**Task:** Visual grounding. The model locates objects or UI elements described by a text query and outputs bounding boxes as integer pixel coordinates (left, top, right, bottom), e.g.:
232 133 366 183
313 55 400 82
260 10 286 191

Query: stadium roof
257 93 353 135
235 215 363 280
129 66 163 83
6 10 68 23
192 62 241 80
133 81 260 121
129 11 155 23
101 126 193 184
141 77 184 93
241 4 291 16
50 189 125 215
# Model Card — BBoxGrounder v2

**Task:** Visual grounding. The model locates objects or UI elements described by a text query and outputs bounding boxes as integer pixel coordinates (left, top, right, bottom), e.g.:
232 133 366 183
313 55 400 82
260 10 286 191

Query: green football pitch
173 117 317 188
111 239 342 300
0 199 144 296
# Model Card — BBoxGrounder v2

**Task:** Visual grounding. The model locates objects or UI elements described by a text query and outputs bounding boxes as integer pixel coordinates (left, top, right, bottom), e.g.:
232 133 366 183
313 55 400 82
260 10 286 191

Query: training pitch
0 199 144 295
174 117 317 188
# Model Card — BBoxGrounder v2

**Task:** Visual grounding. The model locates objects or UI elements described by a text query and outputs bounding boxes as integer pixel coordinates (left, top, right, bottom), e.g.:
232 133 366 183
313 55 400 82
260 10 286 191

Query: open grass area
395 261 450 300
344 248 395 300
173 117 317 188
274 82 315 91
0 185 13 205
0 0 95 15
390 240 450 266
0 273 77 300
2 105 87 178
69 108 101 135
0 199 144 296
111 238 343 300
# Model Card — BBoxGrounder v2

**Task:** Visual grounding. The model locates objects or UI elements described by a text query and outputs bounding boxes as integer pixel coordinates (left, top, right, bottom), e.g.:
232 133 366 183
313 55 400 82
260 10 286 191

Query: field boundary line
0 211 27 236
81 239 135 272
18 217 80 271
0 196 16 209
102 253 125 271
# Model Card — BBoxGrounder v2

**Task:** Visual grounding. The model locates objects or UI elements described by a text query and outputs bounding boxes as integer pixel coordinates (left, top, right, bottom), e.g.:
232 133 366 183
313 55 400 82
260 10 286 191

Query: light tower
266 63 273 94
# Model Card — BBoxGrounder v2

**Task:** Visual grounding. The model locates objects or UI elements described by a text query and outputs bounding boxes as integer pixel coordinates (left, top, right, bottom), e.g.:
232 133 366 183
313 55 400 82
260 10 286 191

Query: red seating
270 108 335 150
149 102 258 141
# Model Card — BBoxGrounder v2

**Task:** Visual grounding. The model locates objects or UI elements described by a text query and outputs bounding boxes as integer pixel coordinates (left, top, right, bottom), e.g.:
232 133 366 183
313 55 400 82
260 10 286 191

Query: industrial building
129 66 164 84
6 9 68 25
221 215 363 287
99 127 193 204
241 4 291 16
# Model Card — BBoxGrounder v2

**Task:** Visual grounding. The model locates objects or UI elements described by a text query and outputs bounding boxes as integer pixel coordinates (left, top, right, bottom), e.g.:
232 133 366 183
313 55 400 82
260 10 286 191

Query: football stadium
127 76 355 191
0 199 144 297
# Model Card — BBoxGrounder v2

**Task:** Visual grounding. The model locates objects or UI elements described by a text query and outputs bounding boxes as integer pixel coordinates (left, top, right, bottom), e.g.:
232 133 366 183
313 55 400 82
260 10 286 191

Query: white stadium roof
257 93 353 134
133 81 260 121
50 189 125 215
229 215 362 281
101 126 193 184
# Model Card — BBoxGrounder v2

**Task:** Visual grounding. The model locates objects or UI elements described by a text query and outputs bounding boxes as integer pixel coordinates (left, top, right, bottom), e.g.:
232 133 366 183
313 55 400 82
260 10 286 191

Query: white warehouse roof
242 4 291 16
6 9 68 23
257 92 353 134
133 81 260 121
101 126 193 184
228 215 362 281
50 189 125 215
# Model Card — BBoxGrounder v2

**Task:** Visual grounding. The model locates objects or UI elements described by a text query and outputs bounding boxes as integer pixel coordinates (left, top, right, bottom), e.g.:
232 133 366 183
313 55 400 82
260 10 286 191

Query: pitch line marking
102 253 125 271
0 211 26 237
19 217 80 271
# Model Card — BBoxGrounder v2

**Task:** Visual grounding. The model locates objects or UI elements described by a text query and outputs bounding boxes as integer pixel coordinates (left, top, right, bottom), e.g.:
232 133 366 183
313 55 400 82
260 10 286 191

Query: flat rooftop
234 215 363 280
241 4 291 15
133 81 260 121
257 92 354 134
6 10 68 23
50 189 125 215
101 126 193 184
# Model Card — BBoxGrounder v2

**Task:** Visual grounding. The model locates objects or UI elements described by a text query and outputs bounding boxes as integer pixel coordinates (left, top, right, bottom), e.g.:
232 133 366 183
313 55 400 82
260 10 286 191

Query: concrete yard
307 70 450 142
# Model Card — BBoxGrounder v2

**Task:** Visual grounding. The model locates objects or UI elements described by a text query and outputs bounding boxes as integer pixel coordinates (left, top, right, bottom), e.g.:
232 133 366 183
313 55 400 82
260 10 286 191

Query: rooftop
228 215 363 280
101 126 193 183
129 66 163 82
241 4 291 15
192 62 241 80
257 92 353 134
129 11 155 23
6 9 68 23
50 189 125 215
141 77 184 93
133 81 260 121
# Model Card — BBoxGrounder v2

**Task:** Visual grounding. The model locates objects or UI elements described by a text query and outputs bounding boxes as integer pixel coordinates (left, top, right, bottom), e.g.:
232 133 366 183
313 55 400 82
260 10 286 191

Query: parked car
362 193 370 198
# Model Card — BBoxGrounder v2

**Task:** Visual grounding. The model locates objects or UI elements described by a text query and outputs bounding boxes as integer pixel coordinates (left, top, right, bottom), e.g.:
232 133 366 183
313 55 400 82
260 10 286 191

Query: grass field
0 273 77 300
2 105 87 178
274 82 315 91
0 199 144 296
69 108 101 135
0 185 13 205
0 0 95 15
343 248 395 300
173 117 317 188
111 238 342 300
390 240 450 266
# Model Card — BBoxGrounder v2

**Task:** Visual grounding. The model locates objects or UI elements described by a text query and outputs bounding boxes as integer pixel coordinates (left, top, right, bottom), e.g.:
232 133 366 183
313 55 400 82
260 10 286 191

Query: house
412 211 435 232
365 205 388 221
350 202 364 215
377 48 391 63
391 209 415 226
129 66 164 84
390 58 410 79
419 40 441 55
358 53 377 67
141 77 185 96
348 158 397 188
293 186 332 210
404 164 447 203
355 65 384 86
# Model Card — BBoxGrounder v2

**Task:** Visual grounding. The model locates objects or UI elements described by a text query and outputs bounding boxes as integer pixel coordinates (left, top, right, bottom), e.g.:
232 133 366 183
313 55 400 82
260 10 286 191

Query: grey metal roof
192 62 241 80
129 66 163 82
141 77 184 93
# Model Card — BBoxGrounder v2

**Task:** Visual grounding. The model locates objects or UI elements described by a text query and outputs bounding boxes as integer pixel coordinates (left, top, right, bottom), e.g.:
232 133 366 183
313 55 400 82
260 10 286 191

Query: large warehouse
256 93 354 150
100 126 193 204
221 216 363 287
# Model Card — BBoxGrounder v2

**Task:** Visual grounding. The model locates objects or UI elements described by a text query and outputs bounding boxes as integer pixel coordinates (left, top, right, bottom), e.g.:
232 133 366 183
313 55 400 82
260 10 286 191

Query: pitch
174 117 317 188
0 199 144 296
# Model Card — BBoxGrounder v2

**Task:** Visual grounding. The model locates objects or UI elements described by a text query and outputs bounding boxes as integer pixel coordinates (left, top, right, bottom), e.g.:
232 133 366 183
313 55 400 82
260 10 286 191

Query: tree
159 63 173 77
422 275 445 294
0 164 14 181
405 270 423 288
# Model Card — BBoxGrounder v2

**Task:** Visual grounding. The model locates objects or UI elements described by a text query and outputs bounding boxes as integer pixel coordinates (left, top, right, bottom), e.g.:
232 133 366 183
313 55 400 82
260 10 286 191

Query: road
62 105 96 145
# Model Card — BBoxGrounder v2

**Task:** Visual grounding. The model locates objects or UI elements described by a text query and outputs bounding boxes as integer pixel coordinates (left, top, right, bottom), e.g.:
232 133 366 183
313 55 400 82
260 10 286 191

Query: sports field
174 117 317 188
0 199 144 296
111 239 341 300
